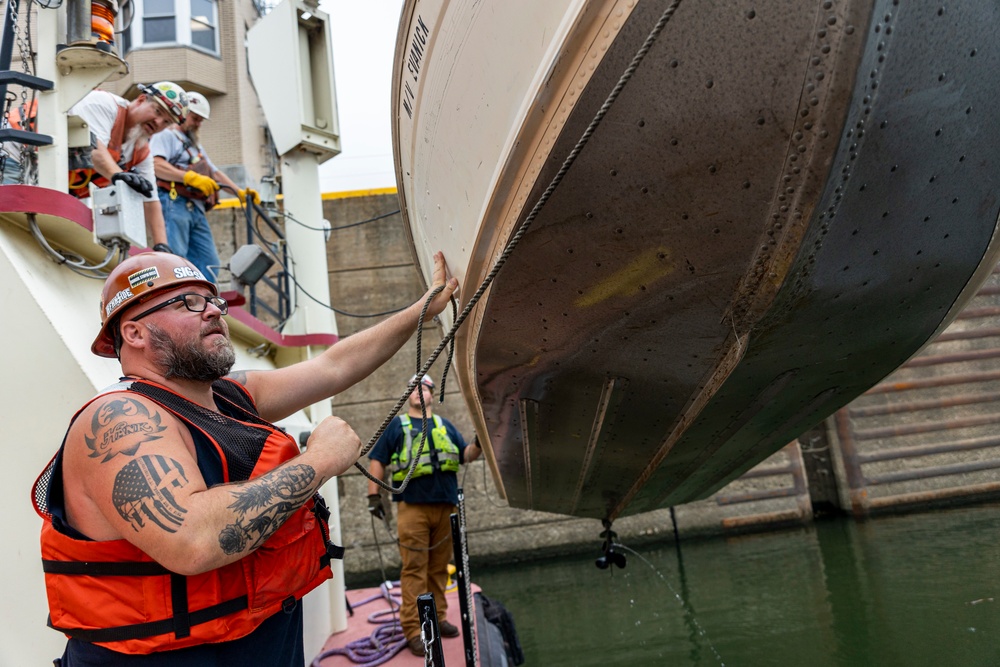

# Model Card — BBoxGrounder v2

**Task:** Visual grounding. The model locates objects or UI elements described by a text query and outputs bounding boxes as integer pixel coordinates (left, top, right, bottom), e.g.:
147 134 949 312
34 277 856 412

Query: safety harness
67 92 150 199
155 127 218 209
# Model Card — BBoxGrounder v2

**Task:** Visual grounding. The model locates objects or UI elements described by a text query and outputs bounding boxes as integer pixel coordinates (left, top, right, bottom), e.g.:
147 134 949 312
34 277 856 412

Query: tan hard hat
137 81 189 124
92 252 217 358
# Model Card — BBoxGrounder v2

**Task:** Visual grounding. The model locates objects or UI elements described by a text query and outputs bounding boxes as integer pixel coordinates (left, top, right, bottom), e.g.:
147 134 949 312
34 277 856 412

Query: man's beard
185 124 200 145
146 323 235 382
126 123 148 143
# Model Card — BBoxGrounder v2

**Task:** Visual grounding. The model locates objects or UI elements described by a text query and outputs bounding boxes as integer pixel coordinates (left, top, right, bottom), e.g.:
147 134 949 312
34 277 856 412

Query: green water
474 504 1000 666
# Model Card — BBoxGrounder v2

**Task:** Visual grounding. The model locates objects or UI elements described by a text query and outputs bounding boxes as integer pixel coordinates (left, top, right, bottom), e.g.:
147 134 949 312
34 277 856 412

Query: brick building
102 0 278 188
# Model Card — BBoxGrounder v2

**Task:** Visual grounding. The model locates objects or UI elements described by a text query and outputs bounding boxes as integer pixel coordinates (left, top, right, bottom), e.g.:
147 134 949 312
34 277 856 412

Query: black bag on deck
479 593 525 666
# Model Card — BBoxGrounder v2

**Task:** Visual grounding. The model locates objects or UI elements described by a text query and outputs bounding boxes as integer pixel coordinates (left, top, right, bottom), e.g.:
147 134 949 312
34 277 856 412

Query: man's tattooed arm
113 455 190 533
108 456 320 549
217 464 322 555
226 370 249 386
70 394 354 573
84 396 167 462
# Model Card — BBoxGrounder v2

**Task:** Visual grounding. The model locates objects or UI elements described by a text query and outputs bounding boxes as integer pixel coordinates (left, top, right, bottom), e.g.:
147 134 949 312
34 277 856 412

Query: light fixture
58 0 128 80
230 244 275 287
91 0 119 51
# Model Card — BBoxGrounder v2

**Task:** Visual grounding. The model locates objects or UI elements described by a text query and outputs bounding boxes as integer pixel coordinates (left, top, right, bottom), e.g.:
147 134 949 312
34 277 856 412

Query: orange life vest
33 378 341 655
67 93 151 198
6 98 37 131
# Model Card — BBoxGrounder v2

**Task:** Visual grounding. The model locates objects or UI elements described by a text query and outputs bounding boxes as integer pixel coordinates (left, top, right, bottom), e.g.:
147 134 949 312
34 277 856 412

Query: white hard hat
138 81 189 124
187 91 211 120
410 374 434 388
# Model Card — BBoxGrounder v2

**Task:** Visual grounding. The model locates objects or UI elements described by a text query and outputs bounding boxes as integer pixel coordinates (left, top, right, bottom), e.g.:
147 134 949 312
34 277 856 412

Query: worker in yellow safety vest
365 374 481 657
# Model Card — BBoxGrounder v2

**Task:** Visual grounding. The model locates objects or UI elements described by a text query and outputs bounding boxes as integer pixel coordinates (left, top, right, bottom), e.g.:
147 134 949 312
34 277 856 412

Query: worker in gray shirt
150 92 258 282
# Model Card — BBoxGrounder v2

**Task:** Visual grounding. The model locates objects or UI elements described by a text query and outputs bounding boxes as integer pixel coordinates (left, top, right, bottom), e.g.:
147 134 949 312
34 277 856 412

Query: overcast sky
316 0 404 194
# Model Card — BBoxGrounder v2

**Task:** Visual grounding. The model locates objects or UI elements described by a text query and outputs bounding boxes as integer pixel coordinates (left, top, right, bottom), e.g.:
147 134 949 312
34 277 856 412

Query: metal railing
835 266 1000 515
240 197 292 326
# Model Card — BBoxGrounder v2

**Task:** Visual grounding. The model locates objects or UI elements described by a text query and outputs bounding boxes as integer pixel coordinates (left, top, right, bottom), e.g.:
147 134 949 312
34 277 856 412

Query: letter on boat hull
393 0 1000 519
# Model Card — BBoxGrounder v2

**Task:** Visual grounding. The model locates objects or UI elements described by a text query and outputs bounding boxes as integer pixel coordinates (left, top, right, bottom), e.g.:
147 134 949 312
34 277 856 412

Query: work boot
440 620 460 638
408 635 425 656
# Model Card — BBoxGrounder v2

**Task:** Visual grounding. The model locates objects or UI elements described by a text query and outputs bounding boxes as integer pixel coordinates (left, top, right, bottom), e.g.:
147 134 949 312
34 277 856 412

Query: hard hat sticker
128 267 160 288
173 266 205 280
105 288 134 317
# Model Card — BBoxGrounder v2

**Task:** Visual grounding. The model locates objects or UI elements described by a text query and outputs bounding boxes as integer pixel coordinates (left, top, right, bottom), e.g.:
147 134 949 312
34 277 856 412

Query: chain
0 4 16 178
16 4 31 76
420 617 436 666
9 0 38 184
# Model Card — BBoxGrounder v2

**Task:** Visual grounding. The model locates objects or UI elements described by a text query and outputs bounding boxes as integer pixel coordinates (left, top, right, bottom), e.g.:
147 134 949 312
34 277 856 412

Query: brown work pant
396 501 456 641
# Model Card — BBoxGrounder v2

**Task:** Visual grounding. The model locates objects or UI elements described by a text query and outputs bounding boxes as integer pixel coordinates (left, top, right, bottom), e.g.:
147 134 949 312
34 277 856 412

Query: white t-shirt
68 91 157 202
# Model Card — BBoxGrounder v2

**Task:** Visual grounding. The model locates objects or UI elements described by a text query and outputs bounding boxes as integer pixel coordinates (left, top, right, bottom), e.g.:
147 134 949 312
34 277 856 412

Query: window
124 0 219 55
120 22 132 55
143 0 176 44
190 0 217 52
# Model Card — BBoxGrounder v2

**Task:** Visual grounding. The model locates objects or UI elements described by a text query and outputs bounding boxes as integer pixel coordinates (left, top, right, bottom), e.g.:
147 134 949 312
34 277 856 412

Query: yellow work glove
183 170 220 198
237 187 261 205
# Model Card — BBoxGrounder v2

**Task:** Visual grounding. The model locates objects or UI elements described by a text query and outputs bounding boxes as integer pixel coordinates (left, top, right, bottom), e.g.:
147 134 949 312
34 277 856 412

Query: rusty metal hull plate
398 0 1000 519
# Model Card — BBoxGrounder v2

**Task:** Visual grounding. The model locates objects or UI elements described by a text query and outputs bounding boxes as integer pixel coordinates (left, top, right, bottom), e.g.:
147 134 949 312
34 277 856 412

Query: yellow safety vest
390 414 460 482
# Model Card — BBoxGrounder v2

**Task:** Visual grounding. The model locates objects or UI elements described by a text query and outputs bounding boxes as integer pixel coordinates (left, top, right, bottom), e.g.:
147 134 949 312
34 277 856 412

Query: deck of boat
314 584 481 667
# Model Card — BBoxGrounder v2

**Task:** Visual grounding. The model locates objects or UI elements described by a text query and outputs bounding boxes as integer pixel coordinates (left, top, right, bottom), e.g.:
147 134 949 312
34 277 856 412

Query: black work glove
367 493 387 520
152 243 174 254
111 170 153 198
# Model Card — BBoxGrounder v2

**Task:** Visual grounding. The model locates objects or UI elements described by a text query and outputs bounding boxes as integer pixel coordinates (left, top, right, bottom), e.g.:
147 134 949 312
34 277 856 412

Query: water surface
475 504 1000 666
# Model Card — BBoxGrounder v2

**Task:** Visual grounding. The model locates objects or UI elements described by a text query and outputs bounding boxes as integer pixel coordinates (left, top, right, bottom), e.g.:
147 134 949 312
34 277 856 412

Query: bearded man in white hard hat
151 91 259 283
67 81 190 251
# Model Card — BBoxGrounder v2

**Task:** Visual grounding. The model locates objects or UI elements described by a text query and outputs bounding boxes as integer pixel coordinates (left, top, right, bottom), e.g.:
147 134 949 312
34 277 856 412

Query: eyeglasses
129 293 228 322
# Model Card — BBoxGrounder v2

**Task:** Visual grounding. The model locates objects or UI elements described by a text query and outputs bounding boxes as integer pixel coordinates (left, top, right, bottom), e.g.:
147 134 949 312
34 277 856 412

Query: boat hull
393 0 1000 519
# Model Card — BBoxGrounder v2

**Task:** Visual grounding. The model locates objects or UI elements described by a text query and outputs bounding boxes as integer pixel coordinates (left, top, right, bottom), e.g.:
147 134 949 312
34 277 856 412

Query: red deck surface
313 584 480 667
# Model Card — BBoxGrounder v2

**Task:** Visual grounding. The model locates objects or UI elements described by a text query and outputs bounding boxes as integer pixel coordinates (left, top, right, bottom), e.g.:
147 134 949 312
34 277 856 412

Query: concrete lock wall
207 191 1000 583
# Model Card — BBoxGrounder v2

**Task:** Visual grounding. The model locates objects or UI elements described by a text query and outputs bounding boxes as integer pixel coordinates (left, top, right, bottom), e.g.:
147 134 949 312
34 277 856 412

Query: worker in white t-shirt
67 81 190 251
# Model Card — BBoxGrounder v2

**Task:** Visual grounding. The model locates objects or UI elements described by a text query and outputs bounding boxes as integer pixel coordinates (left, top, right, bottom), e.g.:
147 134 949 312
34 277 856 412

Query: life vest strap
48 595 249 643
171 573 191 639
42 559 171 576
312 493 345 564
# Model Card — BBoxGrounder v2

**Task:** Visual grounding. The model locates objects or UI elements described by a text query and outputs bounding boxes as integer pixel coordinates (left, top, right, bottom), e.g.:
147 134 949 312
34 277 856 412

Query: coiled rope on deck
356 0 685 494
311 581 407 667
